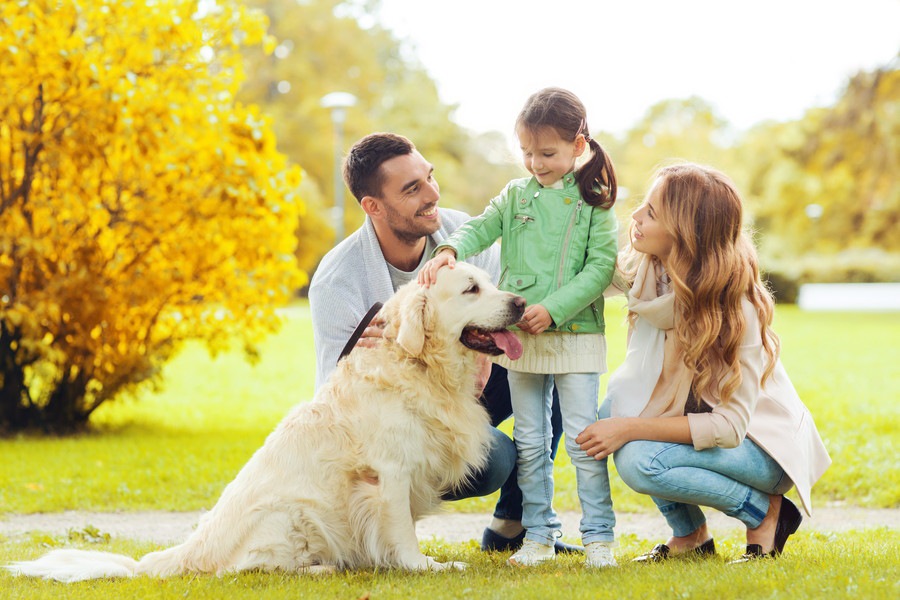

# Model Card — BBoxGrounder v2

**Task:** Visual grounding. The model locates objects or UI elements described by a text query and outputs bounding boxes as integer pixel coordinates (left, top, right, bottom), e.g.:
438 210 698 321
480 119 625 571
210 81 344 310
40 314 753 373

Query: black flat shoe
731 496 803 563
480 528 585 554
633 538 716 563
553 539 585 554
481 527 526 552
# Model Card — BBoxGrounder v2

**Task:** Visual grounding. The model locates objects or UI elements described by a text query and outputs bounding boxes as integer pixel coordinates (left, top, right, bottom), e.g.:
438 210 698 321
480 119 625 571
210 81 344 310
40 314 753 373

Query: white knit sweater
494 330 606 375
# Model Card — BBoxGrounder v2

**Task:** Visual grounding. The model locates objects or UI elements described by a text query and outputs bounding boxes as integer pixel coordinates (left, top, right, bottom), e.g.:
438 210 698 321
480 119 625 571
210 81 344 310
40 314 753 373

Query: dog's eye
463 284 479 294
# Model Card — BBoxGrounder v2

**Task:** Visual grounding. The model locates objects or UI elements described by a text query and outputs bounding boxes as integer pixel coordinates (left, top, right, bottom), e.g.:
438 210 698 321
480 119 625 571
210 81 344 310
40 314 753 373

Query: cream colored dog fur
7 263 525 581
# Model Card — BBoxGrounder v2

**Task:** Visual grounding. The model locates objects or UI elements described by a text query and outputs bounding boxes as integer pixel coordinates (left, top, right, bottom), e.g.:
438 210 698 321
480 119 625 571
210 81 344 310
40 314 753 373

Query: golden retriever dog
7 263 525 582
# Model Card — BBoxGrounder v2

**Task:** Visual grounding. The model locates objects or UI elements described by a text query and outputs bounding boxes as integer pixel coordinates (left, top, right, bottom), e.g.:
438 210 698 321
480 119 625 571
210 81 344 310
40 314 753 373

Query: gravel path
2 507 897 546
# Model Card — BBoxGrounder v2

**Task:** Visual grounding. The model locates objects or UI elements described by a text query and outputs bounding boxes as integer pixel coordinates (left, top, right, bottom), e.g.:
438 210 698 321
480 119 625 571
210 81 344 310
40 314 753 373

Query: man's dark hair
342 133 415 202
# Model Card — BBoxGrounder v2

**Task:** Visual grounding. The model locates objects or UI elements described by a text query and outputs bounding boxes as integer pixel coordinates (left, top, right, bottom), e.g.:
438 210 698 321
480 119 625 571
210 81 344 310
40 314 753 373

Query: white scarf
607 257 690 417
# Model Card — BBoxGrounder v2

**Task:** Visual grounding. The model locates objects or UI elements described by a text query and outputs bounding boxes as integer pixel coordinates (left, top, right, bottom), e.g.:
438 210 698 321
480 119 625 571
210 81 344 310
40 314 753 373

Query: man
308 132 577 553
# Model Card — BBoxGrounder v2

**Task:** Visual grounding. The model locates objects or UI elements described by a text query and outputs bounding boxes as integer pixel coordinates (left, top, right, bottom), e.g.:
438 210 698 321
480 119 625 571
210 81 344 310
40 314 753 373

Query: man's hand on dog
474 354 492 397
355 315 386 349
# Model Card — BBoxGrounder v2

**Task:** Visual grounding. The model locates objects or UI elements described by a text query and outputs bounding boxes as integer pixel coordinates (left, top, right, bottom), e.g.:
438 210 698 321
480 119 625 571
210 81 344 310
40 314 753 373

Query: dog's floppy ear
396 287 432 357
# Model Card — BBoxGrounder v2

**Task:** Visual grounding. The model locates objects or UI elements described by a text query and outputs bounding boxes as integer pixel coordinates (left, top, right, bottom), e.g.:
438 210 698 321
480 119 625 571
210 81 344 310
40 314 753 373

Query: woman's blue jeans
614 437 792 537
508 371 615 545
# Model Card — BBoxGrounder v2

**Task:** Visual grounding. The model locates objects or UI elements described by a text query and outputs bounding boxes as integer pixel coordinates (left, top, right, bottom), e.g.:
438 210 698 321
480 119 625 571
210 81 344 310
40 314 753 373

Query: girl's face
632 181 675 262
516 125 585 187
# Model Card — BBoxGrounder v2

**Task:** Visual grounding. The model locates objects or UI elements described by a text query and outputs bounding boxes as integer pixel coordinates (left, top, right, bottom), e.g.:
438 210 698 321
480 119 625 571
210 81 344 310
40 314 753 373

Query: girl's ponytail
516 87 618 209
577 137 617 209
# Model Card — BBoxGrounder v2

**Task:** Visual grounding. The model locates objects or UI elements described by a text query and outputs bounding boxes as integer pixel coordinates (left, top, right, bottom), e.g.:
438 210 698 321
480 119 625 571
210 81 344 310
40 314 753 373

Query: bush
762 249 900 304
0 1 306 433
763 270 801 304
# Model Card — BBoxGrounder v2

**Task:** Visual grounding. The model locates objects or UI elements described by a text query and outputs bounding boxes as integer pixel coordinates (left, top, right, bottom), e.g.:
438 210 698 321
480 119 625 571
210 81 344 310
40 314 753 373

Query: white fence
797 283 900 311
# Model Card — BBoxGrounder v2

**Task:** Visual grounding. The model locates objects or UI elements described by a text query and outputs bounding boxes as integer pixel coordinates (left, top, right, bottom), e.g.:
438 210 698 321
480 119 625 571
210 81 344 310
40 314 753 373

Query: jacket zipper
513 214 533 279
512 214 534 230
556 200 583 289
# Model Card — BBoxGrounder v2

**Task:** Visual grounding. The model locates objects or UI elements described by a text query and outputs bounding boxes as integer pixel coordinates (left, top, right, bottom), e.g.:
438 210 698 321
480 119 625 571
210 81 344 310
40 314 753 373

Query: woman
576 163 831 562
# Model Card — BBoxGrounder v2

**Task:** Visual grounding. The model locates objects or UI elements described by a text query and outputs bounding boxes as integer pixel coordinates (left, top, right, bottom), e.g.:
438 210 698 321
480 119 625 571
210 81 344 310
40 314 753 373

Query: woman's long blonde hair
628 164 780 403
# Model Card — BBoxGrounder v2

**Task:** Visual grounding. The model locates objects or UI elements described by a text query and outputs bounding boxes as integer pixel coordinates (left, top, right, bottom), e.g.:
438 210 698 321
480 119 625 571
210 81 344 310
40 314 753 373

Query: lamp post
320 92 357 245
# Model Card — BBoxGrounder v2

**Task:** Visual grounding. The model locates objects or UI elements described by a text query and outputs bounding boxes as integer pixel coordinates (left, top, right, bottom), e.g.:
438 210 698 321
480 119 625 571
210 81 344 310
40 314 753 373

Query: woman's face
632 181 674 262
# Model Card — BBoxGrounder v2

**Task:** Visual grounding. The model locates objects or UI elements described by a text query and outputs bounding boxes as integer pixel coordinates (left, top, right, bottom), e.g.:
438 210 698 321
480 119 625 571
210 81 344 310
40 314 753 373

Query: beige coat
686 300 832 517
608 259 831 517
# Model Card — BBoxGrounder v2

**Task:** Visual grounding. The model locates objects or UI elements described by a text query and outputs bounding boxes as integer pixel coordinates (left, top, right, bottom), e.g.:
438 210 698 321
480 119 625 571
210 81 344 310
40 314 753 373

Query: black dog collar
337 302 384 364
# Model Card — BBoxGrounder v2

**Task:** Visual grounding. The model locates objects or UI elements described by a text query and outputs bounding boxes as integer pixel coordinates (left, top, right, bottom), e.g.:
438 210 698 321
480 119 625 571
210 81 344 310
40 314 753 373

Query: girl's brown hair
629 164 780 403
516 87 617 209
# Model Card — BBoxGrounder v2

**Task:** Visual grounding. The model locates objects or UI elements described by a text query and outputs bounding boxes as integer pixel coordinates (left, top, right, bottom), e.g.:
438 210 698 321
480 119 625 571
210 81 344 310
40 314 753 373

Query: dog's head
383 263 524 360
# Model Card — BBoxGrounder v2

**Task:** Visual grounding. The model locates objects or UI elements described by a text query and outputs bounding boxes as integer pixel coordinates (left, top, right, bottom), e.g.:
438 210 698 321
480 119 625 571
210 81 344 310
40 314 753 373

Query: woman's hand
576 418 636 460
417 249 456 287
517 304 552 335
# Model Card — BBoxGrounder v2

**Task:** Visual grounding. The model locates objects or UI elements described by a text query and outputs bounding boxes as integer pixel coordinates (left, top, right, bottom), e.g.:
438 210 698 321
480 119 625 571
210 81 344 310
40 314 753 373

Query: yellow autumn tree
0 0 306 432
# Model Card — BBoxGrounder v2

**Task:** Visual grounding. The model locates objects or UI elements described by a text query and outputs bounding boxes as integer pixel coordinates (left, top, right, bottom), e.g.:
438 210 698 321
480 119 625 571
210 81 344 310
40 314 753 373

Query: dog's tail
5 475 267 582
5 510 262 582
5 541 200 582
5 549 140 582
7 429 299 581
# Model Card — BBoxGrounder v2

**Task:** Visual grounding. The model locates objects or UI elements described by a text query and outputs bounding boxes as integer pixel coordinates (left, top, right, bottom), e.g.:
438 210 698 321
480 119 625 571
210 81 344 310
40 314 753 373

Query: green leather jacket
439 174 618 334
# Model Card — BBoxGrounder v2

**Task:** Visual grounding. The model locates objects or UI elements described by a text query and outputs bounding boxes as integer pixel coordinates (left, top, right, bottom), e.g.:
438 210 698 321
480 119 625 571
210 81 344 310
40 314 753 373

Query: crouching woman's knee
613 440 663 496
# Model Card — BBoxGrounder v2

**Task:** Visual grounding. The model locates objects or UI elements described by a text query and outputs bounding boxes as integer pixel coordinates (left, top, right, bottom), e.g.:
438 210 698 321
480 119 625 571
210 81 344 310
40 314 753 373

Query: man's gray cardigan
308 208 500 388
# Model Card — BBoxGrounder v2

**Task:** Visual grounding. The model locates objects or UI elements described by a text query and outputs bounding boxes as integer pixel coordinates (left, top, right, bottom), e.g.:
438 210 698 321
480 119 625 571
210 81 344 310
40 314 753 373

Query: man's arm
308 281 367 388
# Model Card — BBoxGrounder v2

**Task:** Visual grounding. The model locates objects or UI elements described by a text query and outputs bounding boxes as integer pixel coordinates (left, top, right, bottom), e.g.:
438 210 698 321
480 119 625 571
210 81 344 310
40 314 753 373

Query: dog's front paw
299 564 337 575
424 556 467 571
399 553 468 571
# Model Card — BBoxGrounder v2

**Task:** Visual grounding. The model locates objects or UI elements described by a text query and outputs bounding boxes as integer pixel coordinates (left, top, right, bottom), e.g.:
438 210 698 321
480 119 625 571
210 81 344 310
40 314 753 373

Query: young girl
419 87 619 568
576 163 831 563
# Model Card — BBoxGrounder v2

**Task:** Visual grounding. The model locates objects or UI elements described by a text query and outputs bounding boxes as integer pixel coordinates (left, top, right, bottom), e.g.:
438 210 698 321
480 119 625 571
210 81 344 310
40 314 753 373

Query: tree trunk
0 331 36 432
1 326 90 434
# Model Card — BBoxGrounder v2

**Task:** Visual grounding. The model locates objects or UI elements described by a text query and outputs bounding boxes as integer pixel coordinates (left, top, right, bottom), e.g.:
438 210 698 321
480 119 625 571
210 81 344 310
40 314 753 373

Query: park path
1 506 897 546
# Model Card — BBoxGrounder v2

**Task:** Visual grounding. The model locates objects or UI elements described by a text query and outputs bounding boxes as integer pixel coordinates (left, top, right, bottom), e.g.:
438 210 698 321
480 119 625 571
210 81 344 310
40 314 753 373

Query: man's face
374 151 442 244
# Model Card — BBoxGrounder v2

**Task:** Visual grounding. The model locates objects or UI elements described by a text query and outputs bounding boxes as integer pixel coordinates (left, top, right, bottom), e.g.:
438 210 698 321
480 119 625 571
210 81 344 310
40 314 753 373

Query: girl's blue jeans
508 371 615 546
613 434 792 536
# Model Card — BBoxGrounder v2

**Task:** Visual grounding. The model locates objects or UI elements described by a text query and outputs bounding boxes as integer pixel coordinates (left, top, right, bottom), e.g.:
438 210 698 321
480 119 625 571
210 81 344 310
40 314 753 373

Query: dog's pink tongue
490 330 523 360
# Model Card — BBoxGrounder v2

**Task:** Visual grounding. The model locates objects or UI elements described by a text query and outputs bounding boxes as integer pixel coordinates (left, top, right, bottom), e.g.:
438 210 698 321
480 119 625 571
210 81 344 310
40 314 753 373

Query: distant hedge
763 250 900 304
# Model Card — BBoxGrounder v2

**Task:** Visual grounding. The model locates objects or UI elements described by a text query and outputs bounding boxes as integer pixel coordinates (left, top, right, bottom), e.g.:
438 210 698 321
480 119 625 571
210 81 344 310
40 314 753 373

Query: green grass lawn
1 301 897 514
1 530 898 599
1 301 898 598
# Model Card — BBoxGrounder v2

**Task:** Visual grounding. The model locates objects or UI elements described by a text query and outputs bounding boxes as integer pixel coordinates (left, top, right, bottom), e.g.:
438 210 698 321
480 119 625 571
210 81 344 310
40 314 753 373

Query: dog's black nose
512 295 526 308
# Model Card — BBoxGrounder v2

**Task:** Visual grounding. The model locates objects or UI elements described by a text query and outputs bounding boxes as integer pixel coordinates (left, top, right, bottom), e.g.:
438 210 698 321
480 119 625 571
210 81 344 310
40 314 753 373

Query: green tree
600 96 738 233
748 63 900 257
0 0 305 432
238 0 521 253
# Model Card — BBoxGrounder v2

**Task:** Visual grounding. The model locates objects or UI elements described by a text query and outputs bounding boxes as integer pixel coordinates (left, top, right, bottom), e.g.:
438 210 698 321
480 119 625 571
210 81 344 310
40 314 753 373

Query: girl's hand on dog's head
417 249 456 287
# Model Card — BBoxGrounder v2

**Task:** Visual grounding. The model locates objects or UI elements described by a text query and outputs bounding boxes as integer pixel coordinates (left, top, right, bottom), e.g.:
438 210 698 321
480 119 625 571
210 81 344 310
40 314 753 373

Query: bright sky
376 0 900 140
